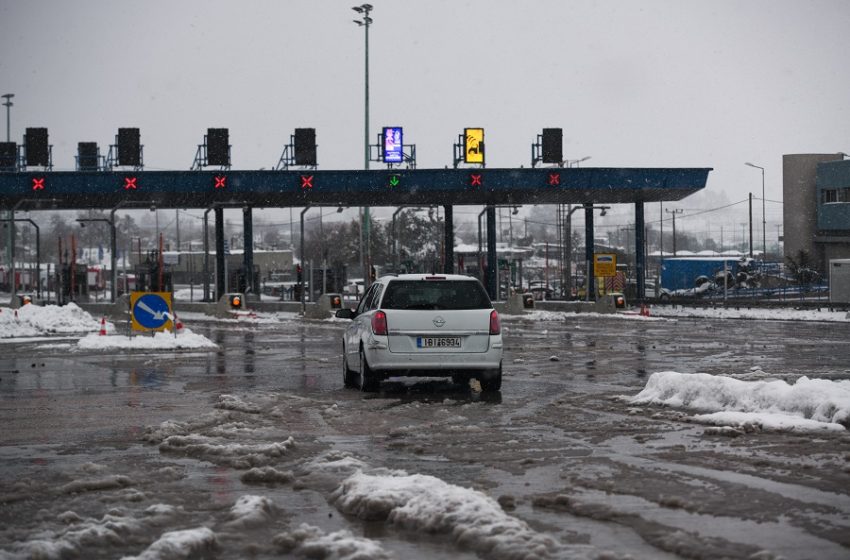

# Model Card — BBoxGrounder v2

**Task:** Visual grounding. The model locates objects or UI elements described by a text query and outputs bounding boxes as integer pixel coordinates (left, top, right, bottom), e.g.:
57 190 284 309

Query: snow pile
77 328 217 351
121 527 216 560
225 495 275 528
0 302 109 338
273 523 393 559
630 371 850 431
3 511 144 559
652 305 850 323
158 434 295 469
317 453 598 560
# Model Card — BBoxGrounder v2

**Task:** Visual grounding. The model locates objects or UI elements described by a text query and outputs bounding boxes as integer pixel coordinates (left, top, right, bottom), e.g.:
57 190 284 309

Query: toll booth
134 251 173 293
233 265 260 296
58 263 90 304
309 266 347 303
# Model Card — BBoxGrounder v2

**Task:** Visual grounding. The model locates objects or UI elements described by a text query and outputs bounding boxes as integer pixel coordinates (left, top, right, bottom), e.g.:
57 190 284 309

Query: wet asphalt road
1 313 849 559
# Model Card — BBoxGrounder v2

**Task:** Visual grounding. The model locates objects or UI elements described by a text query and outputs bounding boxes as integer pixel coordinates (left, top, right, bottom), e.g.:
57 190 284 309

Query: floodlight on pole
1 94 13 142
745 162 766 259
353 3 373 287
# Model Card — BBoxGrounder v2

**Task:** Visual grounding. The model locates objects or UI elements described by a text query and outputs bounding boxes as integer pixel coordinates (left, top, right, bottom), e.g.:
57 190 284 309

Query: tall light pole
745 162 766 260
1 93 12 142
2 94 13 278
353 4 373 286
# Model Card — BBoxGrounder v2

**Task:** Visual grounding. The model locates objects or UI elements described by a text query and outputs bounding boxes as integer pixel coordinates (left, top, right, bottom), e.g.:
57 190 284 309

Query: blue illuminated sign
383 127 403 164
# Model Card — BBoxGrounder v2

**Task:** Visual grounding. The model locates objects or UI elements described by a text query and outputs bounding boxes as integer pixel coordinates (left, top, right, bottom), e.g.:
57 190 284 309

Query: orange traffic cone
99 317 107 336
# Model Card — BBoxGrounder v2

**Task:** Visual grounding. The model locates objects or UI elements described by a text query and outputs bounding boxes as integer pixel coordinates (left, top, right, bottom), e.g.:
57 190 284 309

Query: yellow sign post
130 291 174 333
464 128 484 164
594 253 617 278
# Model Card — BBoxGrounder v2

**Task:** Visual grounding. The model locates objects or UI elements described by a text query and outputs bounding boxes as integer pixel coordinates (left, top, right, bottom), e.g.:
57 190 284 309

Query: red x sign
124 177 138 190
469 174 482 187
301 175 314 189
31 178 45 191
214 176 227 189
548 173 561 186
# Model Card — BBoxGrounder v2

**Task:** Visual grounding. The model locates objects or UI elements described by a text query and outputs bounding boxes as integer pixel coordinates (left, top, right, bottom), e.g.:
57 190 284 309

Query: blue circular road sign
132 293 172 330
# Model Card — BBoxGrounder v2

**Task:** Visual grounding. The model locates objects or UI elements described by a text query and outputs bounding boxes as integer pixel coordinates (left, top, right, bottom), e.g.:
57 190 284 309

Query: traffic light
207 128 230 166
541 128 562 164
229 294 243 309
0 142 16 169
117 128 141 166
296 264 303 283
25 128 49 167
329 294 342 309
614 294 626 309
77 142 98 170
370 265 376 282
294 128 317 166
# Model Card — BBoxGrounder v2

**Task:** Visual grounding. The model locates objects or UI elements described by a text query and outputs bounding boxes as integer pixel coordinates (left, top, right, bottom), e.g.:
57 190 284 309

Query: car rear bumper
364 345 503 374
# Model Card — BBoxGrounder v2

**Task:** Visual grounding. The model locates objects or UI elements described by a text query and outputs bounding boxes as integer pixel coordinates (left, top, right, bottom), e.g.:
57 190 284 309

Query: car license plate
417 336 461 348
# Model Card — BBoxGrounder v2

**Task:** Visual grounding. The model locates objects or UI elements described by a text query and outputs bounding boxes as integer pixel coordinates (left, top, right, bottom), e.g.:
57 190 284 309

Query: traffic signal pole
215 206 224 301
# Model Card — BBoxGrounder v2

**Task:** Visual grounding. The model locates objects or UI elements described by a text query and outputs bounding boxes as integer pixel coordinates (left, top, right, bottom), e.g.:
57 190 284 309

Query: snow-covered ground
648 304 850 322
0 303 216 351
0 303 850 431
628 370 850 433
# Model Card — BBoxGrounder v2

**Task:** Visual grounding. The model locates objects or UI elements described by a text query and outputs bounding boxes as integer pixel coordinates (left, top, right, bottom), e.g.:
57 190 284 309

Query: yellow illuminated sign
464 128 484 164
130 291 174 332
594 253 617 277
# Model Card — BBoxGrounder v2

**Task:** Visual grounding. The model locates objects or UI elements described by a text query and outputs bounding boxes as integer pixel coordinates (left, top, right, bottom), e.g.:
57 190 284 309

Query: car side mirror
335 308 356 319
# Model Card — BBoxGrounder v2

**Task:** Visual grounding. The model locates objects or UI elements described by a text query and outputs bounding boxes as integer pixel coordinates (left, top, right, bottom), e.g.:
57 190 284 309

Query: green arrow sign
388 175 400 187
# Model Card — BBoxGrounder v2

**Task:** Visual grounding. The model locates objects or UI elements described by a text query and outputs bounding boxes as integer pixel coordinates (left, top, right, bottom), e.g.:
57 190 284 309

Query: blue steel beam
0 167 711 210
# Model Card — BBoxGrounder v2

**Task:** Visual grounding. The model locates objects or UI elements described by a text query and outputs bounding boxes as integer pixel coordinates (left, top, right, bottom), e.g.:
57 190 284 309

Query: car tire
359 347 380 393
342 343 356 388
479 365 502 393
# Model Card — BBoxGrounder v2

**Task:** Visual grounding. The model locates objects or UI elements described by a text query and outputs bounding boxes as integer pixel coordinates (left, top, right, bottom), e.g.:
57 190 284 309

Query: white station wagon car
335 274 504 392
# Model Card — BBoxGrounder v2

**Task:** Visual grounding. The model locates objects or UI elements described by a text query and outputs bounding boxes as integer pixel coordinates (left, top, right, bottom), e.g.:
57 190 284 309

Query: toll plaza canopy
0 167 711 209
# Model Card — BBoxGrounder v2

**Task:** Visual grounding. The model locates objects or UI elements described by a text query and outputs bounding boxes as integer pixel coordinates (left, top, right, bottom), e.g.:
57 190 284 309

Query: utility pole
665 208 683 256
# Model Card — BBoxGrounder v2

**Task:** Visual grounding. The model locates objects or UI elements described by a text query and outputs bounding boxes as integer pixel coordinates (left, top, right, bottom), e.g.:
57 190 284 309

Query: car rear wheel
342 343 356 388
359 348 380 393
479 365 502 393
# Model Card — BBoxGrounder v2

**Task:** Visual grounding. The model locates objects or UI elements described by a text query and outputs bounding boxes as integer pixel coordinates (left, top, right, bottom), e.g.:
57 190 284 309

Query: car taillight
489 309 501 335
372 310 388 335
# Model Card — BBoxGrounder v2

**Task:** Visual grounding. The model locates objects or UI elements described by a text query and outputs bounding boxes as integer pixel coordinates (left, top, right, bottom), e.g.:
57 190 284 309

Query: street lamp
745 162 766 260
9 198 57 301
353 4 373 287
2 218 39 300
3 94 14 281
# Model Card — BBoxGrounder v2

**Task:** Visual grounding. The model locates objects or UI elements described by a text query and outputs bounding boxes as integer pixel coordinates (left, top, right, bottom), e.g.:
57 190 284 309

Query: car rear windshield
381 280 491 310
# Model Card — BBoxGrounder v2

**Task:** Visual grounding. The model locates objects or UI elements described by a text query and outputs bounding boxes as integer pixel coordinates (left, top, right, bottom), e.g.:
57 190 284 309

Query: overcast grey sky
2 0 849 241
